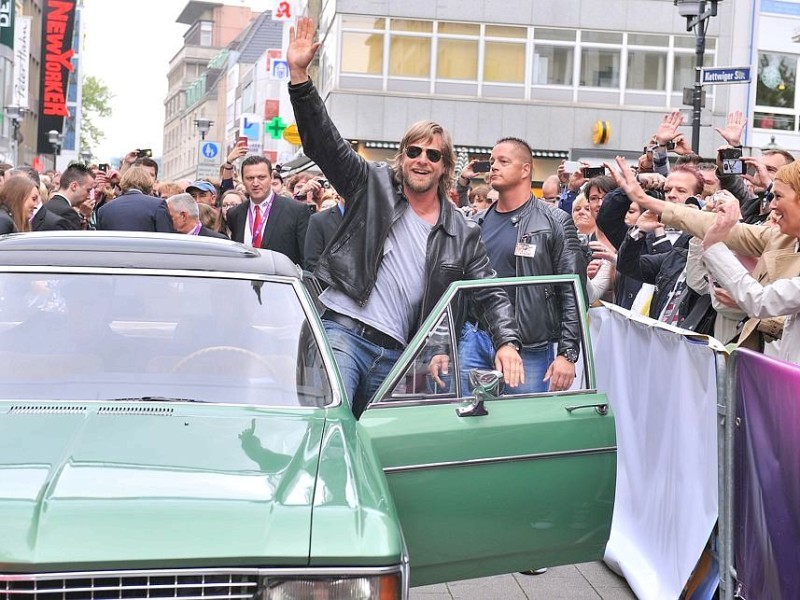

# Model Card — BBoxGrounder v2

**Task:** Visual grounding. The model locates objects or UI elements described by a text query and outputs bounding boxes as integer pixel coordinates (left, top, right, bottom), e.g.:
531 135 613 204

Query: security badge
514 242 536 258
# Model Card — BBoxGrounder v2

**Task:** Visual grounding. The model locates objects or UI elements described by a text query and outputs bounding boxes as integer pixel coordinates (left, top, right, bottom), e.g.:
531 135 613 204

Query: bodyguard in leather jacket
287 18 521 413
467 138 587 393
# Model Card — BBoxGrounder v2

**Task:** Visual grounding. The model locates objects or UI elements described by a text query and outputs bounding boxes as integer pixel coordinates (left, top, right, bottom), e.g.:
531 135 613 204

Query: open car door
359 276 616 587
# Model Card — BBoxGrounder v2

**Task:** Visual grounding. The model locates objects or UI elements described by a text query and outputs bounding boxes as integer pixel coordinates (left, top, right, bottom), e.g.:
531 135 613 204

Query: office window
200 21 212 47
533 45 573 86
437 38 478 80
390 37 431 77
627 51 667 90
754 112 795 131
757 52 796 109
535 28 575 42
343 16 385 29
581 48 620 88
439 22 479 35
484 42 525 83
673 53 696 91
391 19 432 33
485 25 526 39
341 32 384 74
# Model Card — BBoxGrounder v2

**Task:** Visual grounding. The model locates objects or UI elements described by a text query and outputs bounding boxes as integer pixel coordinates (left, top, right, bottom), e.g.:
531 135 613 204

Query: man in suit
226 155 309 265
46 163 95 230
166 193 228 239
96 166 173 233
31 202 71 231
303 195 344 271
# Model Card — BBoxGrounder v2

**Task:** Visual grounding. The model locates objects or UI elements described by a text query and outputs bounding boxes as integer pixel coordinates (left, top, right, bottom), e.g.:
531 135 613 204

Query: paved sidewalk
410 562 636 599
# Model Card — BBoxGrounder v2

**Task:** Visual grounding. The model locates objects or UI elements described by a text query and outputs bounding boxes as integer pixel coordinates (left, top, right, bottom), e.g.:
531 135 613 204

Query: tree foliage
80 75 112 157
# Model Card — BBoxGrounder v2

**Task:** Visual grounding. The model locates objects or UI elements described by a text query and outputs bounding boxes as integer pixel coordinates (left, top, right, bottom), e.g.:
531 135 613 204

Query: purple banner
734 349 800 599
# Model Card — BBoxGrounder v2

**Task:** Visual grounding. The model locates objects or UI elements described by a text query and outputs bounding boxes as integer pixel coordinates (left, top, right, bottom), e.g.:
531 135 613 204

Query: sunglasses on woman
405 145 443 163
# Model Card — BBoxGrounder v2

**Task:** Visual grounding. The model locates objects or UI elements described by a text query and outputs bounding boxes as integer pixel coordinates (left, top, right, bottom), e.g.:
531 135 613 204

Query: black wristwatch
559 348 579 363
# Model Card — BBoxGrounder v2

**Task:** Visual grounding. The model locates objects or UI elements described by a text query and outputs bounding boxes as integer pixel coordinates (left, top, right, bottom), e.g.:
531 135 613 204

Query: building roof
236 11 283 64
176 1 221 25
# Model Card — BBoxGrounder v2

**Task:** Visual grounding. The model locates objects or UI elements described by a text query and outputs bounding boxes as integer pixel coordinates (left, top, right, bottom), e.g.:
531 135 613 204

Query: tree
80 75 112 158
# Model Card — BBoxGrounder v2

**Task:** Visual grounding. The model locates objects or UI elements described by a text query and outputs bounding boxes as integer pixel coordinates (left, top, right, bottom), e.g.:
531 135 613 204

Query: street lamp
4 105 30 165
194 117 214 140
47 129 63 170
762 135 779 152
674 0 723 154
80 150 92 164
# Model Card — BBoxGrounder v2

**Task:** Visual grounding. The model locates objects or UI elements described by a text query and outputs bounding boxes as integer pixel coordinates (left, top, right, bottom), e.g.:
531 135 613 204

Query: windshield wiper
107 396 205 403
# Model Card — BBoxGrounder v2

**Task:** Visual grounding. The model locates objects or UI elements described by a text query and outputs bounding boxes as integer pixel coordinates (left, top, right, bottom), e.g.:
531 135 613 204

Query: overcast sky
81 0 274 162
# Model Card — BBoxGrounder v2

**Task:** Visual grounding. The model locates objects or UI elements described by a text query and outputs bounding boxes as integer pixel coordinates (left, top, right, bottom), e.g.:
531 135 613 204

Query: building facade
310 0 751 179
161 1 259 181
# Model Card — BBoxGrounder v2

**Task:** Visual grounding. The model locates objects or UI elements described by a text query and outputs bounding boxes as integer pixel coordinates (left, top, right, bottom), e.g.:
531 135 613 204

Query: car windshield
0 272 332 407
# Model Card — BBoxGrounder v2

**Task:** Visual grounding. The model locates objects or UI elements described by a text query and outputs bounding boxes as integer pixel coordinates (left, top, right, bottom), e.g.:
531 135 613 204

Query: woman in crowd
572 195 615 303
0 176 39 234
219 189 246 238
701 198 800 363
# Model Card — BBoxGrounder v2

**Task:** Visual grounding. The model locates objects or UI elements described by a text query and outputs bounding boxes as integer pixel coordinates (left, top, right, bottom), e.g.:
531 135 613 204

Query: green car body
0 234 615 598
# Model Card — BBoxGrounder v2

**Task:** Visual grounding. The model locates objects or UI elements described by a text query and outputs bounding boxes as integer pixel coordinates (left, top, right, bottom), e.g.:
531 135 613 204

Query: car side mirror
457 369 503 417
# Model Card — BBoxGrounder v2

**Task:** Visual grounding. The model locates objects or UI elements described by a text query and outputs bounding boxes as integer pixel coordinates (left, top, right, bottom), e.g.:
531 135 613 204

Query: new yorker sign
37 0 76 153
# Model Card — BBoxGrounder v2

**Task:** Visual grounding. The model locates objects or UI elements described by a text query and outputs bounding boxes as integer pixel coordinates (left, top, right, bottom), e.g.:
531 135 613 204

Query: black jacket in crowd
288 78 520 349
474 199 585 357
596 188 673 309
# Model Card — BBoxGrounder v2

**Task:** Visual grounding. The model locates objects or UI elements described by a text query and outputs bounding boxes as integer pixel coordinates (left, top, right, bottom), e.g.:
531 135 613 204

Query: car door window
376 277 593 404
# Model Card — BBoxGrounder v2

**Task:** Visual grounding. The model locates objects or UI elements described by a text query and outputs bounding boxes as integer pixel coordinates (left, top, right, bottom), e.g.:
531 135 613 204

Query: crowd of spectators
2 102 799 366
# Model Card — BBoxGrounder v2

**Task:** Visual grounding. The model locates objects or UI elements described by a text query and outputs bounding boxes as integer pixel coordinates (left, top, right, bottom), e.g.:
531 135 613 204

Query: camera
718 148 744 175
98 163 110 173
316 178 330 189
136 148 153 159
473 160 491 173
582 166 606 179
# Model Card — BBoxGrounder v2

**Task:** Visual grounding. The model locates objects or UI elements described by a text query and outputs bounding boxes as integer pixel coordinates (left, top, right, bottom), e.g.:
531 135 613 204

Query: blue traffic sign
701 66 752 85
201 142 219 159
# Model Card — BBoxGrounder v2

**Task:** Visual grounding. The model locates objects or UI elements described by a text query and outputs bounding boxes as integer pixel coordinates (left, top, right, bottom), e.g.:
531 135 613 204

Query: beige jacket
703 243 800 364
662 203 800 347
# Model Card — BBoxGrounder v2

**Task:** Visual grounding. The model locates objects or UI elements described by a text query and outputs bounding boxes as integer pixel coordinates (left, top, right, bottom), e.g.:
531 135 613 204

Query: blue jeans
459 322 554 395
323 320 403 417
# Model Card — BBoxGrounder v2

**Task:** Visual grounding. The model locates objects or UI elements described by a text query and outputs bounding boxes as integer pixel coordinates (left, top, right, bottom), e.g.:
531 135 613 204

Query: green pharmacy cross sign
266 117 288 140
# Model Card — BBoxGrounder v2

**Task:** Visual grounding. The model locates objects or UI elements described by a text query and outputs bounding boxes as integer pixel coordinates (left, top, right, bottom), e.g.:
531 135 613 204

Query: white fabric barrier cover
590 306 720 600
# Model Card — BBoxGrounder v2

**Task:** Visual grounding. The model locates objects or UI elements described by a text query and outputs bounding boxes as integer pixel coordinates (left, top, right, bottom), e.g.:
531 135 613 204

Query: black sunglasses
405 145 443 163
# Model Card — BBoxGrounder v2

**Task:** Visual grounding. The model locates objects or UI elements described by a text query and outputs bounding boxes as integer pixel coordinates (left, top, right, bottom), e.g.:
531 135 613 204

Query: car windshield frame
0 266 342 409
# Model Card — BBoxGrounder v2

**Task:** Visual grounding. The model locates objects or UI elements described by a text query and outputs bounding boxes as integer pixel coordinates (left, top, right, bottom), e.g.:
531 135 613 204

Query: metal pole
692 0 707 154
716 352 735 600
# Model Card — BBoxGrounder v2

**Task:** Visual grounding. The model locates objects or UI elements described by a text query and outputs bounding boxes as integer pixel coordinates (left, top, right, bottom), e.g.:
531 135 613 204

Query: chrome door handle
565 403 609 416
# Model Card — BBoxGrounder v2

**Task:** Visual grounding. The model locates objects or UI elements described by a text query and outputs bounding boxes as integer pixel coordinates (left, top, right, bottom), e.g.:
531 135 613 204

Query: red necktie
252 204 263 247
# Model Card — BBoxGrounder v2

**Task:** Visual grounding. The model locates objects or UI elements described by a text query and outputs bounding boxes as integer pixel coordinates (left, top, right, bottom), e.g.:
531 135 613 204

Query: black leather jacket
475 200 586 356
289 80 520 348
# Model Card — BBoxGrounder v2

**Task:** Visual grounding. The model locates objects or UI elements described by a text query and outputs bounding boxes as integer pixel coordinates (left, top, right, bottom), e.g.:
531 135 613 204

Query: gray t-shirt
321 206 432 344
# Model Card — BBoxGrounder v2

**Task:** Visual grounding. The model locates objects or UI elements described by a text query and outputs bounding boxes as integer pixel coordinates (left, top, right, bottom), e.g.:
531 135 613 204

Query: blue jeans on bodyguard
459 322 554 395
323 320 403 417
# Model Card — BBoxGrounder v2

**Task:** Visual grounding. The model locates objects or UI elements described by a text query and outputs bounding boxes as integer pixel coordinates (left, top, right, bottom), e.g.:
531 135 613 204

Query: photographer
293 176 332 212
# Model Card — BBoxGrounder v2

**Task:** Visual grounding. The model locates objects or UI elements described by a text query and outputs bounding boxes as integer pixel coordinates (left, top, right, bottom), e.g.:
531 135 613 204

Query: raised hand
654 110 684 145
288 17 321 83
715 110 746 147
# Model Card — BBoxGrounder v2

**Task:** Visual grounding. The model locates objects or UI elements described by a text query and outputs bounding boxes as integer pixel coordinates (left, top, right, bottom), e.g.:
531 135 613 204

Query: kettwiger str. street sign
700 66 752 85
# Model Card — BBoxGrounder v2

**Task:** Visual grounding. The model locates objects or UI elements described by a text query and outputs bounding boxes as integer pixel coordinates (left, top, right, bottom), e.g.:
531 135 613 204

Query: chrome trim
368 388 599 409
382 445 617 474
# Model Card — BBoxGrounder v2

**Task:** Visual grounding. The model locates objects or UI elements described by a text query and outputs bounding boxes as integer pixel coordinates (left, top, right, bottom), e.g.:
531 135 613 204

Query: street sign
197 140 221 180
270 58 289 80
283 124 301 145
701 66 752 85
239 114 263 154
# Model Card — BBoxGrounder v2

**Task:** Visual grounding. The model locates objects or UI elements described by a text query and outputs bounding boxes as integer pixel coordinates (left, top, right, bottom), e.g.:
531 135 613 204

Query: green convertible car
0 233 616 599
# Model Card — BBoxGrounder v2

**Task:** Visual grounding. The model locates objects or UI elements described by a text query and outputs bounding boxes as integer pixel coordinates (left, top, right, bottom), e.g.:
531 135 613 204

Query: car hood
0 402 326 571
